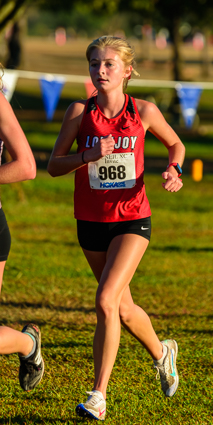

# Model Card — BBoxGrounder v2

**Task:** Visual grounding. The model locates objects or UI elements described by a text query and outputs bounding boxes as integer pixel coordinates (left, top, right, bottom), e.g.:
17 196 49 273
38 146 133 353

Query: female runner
0 68 44 391
47 36 185 421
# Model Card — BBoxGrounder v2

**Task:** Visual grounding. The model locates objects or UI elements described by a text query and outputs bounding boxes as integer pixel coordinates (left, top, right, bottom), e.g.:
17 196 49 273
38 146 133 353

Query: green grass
0 171 213 424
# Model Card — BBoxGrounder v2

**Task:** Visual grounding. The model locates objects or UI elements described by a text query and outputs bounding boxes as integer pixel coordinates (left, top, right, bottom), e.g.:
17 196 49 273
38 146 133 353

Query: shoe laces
86 391 103 406
154 361 169 381
154 356 173 392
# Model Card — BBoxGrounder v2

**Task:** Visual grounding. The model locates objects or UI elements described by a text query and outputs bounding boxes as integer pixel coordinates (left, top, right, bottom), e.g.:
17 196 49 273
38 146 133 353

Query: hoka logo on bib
100 182 126 188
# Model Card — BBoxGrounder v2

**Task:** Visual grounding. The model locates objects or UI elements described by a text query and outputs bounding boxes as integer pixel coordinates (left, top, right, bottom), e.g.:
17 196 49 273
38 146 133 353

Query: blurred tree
84 0 213 81
1 0 213 81
5 22 21 69
0 0 26 32
152 0 213 80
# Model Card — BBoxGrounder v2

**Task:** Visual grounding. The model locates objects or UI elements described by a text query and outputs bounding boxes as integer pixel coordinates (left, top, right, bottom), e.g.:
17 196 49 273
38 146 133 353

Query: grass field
0 171 213 424
1 35 213 424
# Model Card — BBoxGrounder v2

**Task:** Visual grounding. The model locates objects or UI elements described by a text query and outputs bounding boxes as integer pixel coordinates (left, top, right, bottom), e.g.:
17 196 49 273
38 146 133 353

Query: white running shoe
76 390 106 421
154 339 179 397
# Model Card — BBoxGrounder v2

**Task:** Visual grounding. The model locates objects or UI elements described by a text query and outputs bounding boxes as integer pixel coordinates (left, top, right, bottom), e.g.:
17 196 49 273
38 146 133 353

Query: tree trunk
0 0 26 32
170 16 182 81
202 27 211 79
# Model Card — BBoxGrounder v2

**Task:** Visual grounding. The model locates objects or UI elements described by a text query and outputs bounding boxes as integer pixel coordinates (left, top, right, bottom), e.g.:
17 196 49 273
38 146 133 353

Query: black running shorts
77 217 151 252
0 208 11 261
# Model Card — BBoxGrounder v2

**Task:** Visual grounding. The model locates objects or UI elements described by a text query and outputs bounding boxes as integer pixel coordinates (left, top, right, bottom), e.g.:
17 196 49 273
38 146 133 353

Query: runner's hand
84 134 115 163
162 171 183 192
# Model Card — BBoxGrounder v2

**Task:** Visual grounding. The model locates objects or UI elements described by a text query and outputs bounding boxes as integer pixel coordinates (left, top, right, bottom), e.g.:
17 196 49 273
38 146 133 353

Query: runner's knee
96 292 118 319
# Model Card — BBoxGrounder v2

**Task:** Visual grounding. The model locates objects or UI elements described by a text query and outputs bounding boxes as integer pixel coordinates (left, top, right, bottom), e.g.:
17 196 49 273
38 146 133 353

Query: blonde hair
86 35 140 91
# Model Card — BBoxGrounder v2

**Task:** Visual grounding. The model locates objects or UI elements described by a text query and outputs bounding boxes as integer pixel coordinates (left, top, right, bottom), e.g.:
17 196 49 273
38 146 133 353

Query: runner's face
89 47 129 92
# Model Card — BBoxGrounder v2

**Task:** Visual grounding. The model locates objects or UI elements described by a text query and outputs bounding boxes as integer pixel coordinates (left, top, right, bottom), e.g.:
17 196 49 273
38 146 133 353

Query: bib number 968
99 165 126 180
88 152 136 189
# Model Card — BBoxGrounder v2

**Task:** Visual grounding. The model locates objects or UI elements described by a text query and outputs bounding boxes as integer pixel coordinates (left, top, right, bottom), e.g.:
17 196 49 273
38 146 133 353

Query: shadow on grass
177 329 213 335
149 312 213 319
0 416 83 424
0 301 95 314
151 245 213 252
15 239 79 247
16 240 213 252
2 301 213 320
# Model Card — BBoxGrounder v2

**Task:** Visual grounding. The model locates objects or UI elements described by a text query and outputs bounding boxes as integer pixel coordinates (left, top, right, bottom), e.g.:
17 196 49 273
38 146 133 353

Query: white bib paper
88 152 136 190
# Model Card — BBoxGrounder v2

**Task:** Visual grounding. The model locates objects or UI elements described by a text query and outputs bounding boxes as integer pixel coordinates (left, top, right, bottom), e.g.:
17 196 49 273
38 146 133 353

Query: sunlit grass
0 172 213 424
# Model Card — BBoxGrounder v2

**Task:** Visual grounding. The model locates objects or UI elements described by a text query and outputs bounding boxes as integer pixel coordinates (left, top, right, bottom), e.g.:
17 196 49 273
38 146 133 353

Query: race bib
88 152 136 190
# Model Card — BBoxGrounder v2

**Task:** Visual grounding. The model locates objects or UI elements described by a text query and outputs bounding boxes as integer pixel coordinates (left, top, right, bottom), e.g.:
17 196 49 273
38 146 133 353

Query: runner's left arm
136 99 185 192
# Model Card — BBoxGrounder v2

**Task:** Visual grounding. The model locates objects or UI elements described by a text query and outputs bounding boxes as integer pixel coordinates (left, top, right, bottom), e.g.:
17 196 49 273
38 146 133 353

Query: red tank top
74 94 151 222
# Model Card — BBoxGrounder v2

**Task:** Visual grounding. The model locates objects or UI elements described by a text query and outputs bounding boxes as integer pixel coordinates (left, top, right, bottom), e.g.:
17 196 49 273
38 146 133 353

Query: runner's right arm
47 101 115 177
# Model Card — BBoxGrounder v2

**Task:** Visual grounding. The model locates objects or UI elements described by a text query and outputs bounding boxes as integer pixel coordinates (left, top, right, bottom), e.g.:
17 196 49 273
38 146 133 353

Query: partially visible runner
0 65 44 391
47 36 185 421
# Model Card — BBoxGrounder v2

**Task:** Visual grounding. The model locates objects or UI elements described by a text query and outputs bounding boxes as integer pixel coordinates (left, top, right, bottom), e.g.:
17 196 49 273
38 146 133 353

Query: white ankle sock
154 343 167 365
20 333 36 359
